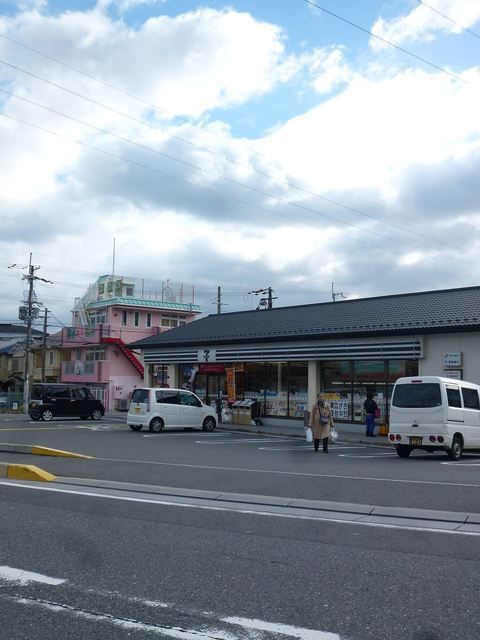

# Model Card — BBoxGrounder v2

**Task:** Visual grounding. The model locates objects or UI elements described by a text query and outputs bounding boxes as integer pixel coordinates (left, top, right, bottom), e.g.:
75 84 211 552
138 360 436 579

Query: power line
303 0 468 84
0 32 465 249
2 110 442 253
418 0 480 41
0 83 461 254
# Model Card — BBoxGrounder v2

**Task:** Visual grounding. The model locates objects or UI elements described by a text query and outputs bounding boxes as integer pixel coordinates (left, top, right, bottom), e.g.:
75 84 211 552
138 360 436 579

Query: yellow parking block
30 446 93 459
0 463 56 482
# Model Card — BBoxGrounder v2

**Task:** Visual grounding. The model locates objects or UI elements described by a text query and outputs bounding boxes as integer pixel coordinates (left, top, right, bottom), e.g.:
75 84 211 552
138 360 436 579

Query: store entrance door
205 374 225 421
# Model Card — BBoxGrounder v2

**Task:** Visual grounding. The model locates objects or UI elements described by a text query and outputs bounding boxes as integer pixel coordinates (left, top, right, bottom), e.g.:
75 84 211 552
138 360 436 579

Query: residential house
60 275 201 410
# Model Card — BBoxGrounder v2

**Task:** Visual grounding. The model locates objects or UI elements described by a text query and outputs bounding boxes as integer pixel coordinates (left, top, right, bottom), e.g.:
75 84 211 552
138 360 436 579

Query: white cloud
370 1 480 51
300 46 351 95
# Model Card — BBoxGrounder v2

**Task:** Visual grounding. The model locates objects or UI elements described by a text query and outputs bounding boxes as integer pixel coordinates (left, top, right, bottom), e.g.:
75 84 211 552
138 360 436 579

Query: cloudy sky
1 0 480 330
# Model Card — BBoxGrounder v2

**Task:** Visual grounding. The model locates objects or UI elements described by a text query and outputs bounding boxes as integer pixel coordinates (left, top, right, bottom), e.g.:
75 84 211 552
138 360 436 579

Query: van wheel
129 424 143 431
448 436 463 461
202 417 216 431
396 445 412 458
91 409 103 421
41 409 53 422
149 417 164 432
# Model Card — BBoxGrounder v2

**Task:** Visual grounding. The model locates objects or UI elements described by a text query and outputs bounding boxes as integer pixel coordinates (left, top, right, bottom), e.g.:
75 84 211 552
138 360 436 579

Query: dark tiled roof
130 285 480 349
0 324 43 336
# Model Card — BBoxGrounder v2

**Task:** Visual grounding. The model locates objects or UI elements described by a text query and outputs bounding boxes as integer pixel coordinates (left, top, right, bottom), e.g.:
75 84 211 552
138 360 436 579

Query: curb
0 443 93 459
217 425 391 447
0 462 56 482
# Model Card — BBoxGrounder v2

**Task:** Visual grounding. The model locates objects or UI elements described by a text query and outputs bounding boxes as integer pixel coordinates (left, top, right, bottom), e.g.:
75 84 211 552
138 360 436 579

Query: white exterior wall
420 331 480 384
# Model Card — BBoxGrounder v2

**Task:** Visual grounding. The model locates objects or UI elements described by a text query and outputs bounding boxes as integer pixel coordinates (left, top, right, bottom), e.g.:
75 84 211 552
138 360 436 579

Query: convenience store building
130 286 480 426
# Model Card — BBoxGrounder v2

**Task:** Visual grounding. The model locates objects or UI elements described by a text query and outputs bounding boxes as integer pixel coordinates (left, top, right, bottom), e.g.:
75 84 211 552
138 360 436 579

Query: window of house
85 350 105 362
134 312 140 327
122 310 127 326
98 284 105 294
126 286 134 297
48 351 55 366
146 312 152 328
107 282 113 293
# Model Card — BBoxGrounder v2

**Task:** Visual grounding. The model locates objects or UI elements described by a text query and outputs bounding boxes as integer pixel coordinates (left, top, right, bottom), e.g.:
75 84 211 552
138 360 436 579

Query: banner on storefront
226 367 236 403
198 364 225 374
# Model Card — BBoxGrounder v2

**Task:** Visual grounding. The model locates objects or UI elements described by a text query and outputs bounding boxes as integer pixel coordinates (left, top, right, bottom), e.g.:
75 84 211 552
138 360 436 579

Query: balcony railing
61 360 110 383
61 324 161 346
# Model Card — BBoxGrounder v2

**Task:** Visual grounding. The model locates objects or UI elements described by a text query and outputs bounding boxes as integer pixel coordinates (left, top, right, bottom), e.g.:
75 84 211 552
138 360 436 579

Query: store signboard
198 363 225 374
443 369 462 380
197 348 217 363
443 352 462 368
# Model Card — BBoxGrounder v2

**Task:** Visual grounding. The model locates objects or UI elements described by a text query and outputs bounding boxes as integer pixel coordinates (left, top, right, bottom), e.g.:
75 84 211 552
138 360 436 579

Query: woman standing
309 393 334 453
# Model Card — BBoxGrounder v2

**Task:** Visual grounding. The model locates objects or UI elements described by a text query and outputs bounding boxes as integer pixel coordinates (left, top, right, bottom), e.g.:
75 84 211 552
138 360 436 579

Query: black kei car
29 383 105 421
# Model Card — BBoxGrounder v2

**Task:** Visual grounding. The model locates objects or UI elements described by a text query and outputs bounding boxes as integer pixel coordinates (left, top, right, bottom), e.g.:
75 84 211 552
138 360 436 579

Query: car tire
149 417 164 432
91 409 103 421
41 409 53 422
202 416 216 432
30 414 41 421
447 436 463 461
129 424 143 431
396 444 412 458
80 415 89 420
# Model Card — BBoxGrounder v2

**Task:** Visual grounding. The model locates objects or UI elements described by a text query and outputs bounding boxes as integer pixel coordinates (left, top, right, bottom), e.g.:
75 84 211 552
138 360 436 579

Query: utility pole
217 286 222 314
248 287 277 310
11 256 53 413
41 308 49 383
22 254 36 414
331 282 346 302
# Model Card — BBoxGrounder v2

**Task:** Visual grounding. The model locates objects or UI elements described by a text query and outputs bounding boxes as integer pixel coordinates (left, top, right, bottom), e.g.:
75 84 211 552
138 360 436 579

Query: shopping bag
330 427 338 443
305 427 313 443
374 408 381 419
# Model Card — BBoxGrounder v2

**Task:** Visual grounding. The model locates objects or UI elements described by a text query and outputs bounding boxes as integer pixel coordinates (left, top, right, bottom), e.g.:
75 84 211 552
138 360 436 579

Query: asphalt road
1 414 480 639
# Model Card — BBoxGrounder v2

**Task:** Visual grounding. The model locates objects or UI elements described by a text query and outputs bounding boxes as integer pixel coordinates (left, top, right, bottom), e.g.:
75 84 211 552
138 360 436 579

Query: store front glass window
242 363 265 404
353 361 386 422
323 361 353 421
288 362 308 417
265 362 288 416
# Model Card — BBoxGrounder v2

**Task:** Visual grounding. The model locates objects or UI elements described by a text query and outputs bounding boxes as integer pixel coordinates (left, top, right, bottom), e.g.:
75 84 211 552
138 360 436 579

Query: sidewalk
108 412 390 446
216 420 390 447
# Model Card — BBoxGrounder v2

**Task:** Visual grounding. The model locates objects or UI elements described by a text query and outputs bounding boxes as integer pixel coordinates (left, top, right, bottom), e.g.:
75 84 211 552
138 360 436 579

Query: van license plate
409 437 422 446
134 407 141 414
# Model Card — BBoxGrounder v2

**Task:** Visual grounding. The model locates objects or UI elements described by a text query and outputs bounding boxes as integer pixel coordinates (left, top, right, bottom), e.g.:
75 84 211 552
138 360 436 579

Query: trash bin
231 400 243 424
241 399 262 425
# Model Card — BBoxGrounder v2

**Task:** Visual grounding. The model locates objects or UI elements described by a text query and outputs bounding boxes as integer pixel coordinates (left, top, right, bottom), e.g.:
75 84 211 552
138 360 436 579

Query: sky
1 0 480 331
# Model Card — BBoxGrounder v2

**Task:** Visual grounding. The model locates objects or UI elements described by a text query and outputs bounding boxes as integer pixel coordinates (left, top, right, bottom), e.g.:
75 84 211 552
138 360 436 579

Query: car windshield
392 383 442 408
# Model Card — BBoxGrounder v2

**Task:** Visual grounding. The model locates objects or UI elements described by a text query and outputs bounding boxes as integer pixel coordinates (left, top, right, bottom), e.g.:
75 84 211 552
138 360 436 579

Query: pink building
60 275 201 410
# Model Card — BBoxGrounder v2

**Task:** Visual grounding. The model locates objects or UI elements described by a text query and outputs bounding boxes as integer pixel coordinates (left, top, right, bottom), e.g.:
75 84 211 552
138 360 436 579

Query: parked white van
127 388 217 432
389 376 480 460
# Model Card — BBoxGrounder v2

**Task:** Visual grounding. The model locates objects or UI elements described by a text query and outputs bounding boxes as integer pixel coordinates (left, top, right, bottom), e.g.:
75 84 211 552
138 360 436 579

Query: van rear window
392 383 442 408
131 389 149 404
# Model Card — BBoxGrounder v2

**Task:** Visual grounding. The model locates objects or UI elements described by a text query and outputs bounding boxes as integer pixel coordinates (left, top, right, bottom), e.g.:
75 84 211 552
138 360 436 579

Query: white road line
0 566 65 586
143 433 231 438
11 594 342 640
0 481 478 537
338 453 399 458
195 438 293 445
258 445 369 451
90 456 480 488
223 616 339 639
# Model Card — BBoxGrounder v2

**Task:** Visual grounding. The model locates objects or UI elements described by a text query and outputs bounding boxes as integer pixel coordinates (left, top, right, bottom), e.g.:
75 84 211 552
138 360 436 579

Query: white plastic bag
305 426 313 443
330 427 338 443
